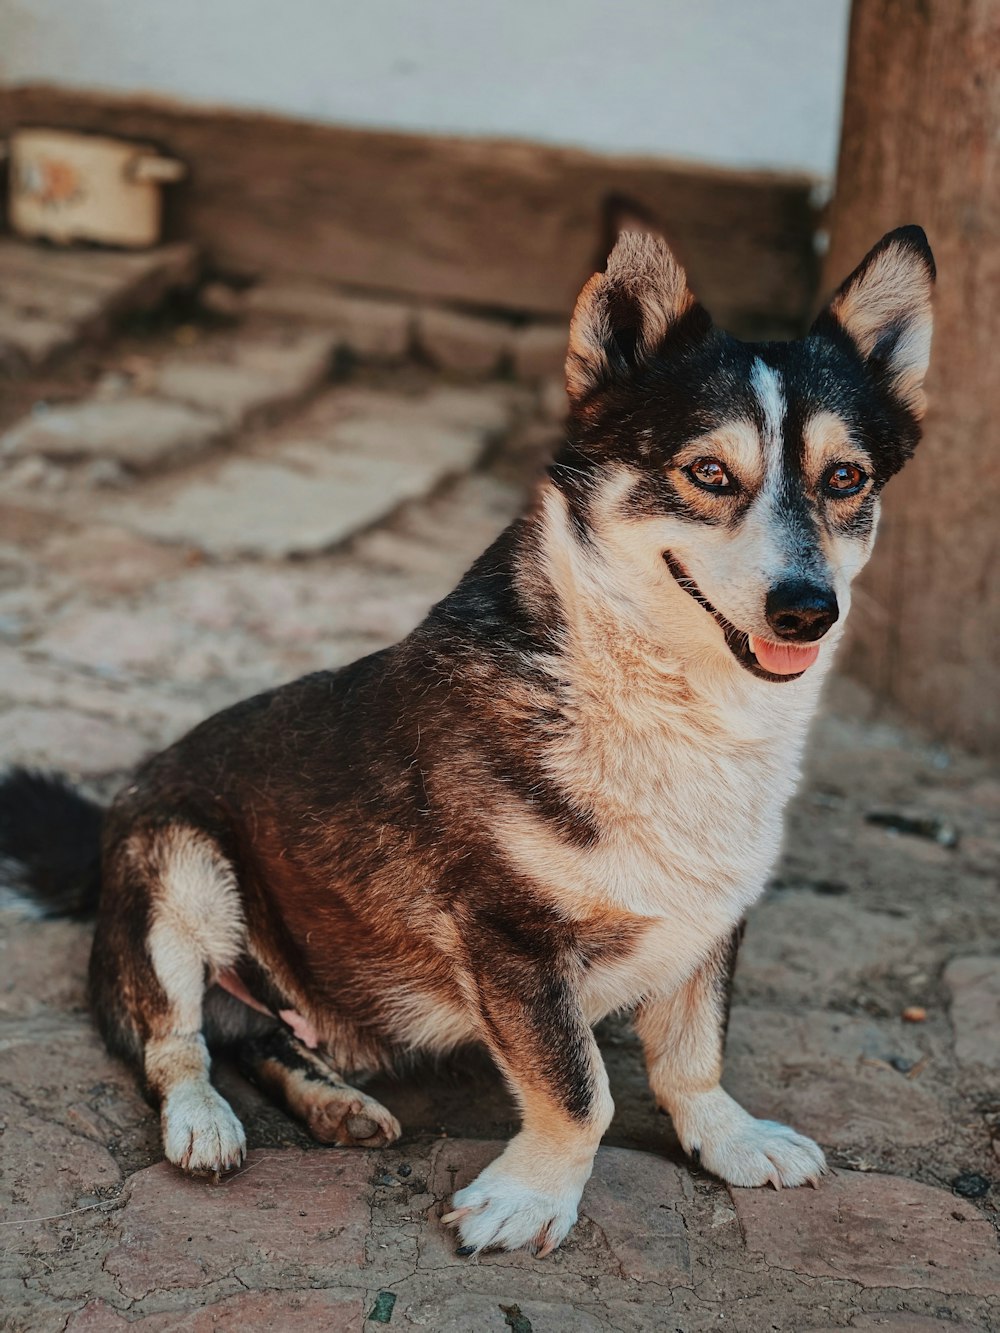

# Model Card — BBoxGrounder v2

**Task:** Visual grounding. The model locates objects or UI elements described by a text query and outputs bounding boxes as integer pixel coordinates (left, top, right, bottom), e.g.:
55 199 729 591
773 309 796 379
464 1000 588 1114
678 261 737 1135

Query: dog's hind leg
91 824 248 1177
235 1027 401 1148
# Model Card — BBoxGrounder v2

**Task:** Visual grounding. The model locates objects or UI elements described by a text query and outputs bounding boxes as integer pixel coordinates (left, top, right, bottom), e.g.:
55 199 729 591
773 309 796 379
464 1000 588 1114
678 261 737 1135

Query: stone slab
33 605 187 677
329 382 521 436
151 330 337 427
732 1169 1000 1297
1 398 223 471
737 893 917 1002
726 1006 949 1151
0 239 197 292
111 417 487 558
39 525 198 594
0 308 75 369
0 643 206 745
581 1143 692 1283
0 916 91 1019
245 281 414 359
510 322 569 381
390 1292 609 1332
813 1320 975 1332
0 703 153 775
417 306 512 375
943 955 1000 1071
0 1023 147 1252
66 1290 366 1331
0 239 199 370
103 1149 373 1300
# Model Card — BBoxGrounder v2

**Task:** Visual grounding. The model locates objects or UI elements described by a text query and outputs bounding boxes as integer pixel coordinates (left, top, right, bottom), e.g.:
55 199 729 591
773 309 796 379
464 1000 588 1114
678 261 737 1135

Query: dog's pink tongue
749 637 821 676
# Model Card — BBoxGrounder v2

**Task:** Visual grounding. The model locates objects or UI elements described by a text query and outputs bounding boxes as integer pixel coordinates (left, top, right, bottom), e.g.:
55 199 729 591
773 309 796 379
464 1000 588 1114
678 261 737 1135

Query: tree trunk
824 0 1000 755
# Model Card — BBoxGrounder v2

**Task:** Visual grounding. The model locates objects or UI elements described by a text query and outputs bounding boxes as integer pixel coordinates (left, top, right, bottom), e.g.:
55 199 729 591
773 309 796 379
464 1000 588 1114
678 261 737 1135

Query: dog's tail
0 768 104 918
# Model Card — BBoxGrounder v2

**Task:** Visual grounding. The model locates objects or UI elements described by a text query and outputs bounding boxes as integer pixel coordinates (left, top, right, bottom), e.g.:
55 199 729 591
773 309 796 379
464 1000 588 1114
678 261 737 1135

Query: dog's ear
813 226 935 420
566 232 706 405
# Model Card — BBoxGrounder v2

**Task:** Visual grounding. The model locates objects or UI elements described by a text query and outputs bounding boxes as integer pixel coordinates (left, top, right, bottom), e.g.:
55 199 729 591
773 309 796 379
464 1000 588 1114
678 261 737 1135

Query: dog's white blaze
750 359 786 484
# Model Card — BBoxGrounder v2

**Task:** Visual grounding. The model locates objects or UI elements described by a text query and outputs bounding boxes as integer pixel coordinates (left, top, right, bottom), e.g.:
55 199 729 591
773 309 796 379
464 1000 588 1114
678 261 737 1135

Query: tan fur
674 419 767 499
566 232 695 402
250 1049 401 1147
637 955 824 1188
802 409 861 483
386 984 478 1055
830 239 934 417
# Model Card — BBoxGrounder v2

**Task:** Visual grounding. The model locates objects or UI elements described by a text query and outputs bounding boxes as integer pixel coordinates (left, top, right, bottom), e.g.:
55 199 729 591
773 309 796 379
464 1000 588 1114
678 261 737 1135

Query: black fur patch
237 1027 333 1087
557 311 923 537
0 768 104 916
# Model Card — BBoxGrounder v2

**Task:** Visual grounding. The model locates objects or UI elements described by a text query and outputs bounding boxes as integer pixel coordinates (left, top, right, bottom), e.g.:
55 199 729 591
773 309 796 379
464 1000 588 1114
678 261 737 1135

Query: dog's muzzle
663 552 820 683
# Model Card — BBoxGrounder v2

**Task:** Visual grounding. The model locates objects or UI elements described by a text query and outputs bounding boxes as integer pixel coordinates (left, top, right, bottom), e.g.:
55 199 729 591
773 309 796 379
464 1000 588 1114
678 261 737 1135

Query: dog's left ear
566 232 707 405
813 225 936 419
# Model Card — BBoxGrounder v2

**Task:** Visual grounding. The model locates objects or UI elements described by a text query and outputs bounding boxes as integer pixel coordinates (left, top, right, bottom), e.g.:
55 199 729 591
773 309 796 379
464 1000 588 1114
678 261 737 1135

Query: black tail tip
0 767 104 918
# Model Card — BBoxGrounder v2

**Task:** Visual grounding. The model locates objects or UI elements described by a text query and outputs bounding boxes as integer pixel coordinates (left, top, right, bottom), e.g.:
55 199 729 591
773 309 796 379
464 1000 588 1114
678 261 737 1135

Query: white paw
674 1087 826 1189
443 1160 584 1256
161 1081 247 1176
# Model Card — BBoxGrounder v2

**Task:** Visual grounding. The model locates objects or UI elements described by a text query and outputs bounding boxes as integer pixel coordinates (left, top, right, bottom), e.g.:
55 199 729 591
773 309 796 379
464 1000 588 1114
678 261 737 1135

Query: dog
0 225 935 1257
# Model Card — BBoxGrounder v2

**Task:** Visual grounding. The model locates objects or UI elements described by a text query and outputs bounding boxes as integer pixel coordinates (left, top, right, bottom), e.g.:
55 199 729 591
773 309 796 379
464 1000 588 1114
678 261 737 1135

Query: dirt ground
1 258 998 1331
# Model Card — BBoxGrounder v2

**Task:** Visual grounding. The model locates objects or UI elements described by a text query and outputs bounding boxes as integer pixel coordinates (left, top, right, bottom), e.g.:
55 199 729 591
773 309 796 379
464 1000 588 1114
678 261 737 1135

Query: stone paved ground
0 262 998 1332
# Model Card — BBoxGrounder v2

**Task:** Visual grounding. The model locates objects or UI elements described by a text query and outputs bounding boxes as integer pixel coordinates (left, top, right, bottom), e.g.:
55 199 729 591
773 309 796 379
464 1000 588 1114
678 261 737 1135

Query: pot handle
129 155 187 184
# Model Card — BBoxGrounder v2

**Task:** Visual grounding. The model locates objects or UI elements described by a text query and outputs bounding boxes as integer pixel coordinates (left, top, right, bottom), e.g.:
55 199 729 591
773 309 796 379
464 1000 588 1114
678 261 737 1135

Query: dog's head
551 227 935 683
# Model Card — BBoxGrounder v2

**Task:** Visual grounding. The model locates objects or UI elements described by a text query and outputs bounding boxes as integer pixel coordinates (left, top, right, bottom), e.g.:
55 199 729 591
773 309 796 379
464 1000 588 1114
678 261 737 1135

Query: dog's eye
686 458 733 492
824 462 867 496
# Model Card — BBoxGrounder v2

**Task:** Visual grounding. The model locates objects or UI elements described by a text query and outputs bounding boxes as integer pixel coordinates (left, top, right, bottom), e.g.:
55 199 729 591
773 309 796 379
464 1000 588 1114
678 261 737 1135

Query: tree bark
824 0 1000 754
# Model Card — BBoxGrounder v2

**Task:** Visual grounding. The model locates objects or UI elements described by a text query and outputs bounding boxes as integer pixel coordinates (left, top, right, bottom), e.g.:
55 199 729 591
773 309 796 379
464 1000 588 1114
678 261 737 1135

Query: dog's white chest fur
501 655 821 1020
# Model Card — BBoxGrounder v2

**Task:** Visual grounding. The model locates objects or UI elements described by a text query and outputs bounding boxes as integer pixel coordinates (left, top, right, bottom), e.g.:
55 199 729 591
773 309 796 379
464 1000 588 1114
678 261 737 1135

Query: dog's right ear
566 232 707 405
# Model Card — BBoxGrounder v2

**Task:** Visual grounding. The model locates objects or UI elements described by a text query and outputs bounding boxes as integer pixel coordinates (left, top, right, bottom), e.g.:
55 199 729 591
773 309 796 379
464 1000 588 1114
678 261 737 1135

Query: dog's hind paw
305 1089 401 1148
161 1082 247 1177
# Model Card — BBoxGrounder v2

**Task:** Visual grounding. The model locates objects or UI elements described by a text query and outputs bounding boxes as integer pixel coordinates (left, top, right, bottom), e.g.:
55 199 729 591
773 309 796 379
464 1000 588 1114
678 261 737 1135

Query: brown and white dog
0 226 935 1256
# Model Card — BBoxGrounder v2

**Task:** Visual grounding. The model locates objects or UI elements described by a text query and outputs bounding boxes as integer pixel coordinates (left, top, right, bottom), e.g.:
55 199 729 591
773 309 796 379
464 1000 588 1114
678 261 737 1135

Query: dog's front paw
697 1115 826 1189
673 1087 826 1189
442 1158 585 1256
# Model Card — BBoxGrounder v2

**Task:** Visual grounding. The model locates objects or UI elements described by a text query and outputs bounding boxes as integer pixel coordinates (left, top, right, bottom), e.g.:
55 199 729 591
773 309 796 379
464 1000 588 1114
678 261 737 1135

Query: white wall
0 0 849 177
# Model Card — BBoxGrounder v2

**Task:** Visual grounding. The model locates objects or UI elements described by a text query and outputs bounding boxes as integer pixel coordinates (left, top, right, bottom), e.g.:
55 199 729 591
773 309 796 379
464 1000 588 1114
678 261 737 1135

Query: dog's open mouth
663 552 819 683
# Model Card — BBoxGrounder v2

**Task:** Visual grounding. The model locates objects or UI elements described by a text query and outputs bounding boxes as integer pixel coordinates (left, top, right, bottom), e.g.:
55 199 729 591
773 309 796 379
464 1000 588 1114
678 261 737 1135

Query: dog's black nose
765 579 839 642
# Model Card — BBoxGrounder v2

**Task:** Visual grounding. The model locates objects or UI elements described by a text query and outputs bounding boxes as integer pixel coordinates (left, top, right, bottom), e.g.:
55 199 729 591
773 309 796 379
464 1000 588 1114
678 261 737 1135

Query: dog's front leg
443 970 613 1256
636 931 826 1188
